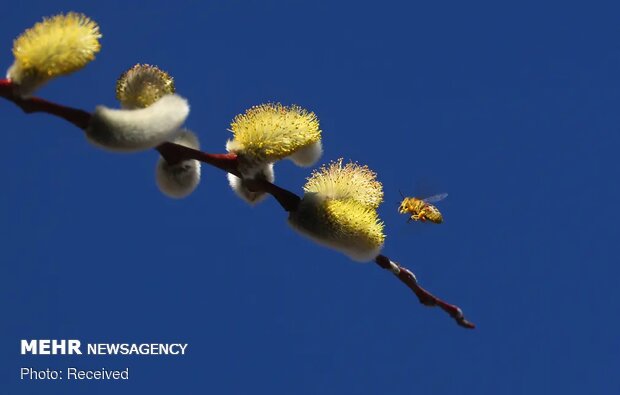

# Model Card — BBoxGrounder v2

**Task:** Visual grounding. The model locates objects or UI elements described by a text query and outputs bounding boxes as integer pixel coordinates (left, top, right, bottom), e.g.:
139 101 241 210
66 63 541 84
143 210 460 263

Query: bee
398 192 448 224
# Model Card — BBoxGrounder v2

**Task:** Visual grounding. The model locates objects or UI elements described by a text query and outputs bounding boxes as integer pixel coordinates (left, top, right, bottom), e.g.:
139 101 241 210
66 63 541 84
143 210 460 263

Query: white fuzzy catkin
288 140 323 167
85 94 189 152
227 163 275 205
156 130 201 199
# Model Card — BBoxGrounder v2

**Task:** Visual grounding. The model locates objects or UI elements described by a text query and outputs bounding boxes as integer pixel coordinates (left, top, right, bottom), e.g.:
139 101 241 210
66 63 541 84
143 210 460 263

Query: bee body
398 194 446 224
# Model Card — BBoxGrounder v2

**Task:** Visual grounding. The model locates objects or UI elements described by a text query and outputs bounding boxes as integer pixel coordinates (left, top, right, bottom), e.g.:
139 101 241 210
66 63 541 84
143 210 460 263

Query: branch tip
375 255 475 329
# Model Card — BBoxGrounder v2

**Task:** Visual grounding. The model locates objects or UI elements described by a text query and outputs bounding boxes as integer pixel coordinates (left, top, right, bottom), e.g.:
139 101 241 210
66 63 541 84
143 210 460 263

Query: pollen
304 158 384 208
10 12 101 80
228 103 321 161
288 196 386 262
289 160 386 262
116 64 175 109
323 199 386 249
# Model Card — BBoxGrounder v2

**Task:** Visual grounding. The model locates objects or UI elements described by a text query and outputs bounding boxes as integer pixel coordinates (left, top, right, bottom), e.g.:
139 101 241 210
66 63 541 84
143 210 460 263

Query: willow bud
156 130 201 198
85 94 189 152
227 163 274 205
7 13 101 97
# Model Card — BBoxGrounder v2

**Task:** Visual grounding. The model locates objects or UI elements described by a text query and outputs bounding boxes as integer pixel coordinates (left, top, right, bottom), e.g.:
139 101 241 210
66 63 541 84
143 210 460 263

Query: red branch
375 255 475 329
156 142 239 173
1 78 474 329
156 142 301 212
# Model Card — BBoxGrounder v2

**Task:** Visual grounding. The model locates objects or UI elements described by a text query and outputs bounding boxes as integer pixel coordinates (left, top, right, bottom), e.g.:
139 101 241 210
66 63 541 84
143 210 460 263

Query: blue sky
1 1 619 394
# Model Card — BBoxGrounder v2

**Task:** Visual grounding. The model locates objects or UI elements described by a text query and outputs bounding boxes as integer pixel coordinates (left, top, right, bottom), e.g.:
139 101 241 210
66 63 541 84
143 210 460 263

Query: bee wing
422 193 448 203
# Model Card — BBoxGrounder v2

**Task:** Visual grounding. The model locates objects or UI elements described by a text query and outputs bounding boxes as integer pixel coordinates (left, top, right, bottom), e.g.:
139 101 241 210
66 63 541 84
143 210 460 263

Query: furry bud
156 130 201 198
85 94 189 152
227 163 274 205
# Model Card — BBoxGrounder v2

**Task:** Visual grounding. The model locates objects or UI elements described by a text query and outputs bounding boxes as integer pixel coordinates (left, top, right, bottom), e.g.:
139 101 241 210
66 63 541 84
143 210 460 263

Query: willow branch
1 80 472 328
375 255 475 329
0 78 300 212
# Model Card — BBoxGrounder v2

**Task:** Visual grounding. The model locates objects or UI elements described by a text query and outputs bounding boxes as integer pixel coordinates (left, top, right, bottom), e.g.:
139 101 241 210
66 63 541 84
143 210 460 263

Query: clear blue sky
1 1 619 394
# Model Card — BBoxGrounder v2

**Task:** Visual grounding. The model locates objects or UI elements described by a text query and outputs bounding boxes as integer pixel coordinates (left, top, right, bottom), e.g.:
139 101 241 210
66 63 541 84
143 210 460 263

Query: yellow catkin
288 196 386 262
304 159 383 208
323 199 386 249
228 103 321 161
11 12 101 79
289 160 386 262
116 64 175 109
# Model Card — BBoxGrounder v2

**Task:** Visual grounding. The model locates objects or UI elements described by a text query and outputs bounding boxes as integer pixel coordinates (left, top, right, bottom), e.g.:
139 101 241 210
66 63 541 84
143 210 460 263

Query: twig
156 142 240 174
1 78 472 328
0 78 300 212
156 143 301 212
375 255 475 329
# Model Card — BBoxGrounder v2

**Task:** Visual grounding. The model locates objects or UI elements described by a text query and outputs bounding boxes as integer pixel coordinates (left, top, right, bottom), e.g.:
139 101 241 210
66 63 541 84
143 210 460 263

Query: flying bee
398 192 448 224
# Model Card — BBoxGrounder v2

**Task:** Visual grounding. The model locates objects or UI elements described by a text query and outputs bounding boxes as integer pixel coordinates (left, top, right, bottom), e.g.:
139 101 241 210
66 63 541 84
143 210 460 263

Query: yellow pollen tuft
304 158 384 208
289 160 387 262
116 64 175 109
323 199 386 249
228 103 321 161
10 12 101 82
